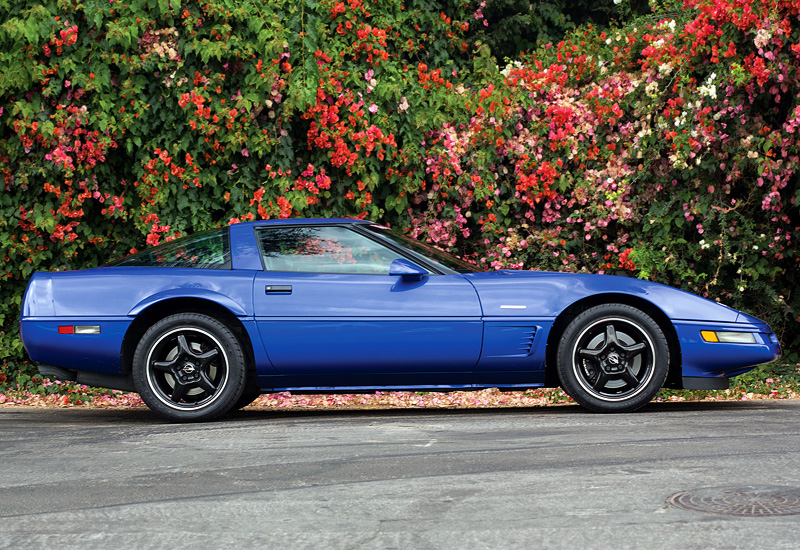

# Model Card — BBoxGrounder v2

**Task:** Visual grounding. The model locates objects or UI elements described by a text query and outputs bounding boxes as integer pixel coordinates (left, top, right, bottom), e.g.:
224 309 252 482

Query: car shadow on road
223 397 791 423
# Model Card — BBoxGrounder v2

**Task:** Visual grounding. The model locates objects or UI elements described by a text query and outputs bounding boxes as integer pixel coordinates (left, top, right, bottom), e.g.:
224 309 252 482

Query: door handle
265 285 292 294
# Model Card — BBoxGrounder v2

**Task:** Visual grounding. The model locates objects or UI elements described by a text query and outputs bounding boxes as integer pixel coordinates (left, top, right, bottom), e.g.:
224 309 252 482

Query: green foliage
1 0 800 380
0 360 93 403
465 0 651 59
467 0 573 58
657 357 800 401
0 0 476 360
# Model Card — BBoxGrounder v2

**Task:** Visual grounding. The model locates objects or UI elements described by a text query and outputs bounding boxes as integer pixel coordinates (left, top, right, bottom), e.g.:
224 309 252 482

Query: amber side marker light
701 330 756 344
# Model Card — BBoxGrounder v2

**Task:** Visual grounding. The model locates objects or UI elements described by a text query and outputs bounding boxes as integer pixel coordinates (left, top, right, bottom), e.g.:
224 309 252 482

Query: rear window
106 228 231 269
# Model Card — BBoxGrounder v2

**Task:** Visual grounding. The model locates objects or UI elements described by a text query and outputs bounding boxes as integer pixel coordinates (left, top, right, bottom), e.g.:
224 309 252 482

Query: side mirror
389 258 429 281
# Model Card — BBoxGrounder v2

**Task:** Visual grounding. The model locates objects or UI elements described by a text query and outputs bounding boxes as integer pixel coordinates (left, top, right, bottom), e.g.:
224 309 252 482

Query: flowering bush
407 0 800 348
1 0 799 372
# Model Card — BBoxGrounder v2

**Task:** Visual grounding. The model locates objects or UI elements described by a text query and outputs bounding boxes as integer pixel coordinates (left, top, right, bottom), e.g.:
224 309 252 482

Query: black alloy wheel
557 304 670 412
132 313 247 422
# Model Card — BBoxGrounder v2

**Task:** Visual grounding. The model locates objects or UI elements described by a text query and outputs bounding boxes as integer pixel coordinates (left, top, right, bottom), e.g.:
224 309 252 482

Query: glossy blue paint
388 258 429 280
21 273 55 317
476 321 548 371
253 271 482 373
229 223 263 271
258 319 483 373
254 271 481 317
37 267 256 317
19 218 782 401
464 271 741 322
673 320 781 378
21 318 130 373
240 318 277 375
128 285 251 317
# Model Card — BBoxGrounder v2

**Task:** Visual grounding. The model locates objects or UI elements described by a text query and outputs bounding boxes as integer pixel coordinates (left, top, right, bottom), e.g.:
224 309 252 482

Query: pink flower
369 103 378 114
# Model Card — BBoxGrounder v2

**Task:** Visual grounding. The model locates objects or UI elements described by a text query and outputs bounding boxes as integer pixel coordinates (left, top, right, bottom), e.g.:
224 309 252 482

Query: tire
233 385 262 410
556 304 669 413
132 313 247 422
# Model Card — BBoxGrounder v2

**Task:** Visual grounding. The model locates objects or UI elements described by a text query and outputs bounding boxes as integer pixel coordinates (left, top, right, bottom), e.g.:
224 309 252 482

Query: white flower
397 96 409 113
500 60 523 77
698 72 718 99
754 28 772 49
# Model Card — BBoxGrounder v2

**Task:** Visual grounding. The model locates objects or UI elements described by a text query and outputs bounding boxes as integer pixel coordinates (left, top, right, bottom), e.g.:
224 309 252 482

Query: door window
256 226 405 274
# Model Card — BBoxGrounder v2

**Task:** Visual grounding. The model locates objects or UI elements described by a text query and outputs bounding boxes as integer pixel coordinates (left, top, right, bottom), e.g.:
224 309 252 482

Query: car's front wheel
556 304 670 413
132 313 247 422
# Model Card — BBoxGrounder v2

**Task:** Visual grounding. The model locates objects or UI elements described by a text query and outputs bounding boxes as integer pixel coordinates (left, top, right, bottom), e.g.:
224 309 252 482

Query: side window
257 226 405 274
107 229 231 269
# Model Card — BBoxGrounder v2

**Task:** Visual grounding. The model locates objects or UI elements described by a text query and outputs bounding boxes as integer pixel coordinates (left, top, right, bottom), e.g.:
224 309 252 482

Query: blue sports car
20 219 781 421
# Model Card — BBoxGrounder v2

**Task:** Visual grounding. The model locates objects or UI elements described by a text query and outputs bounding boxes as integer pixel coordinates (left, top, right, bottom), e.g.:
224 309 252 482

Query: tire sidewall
557 304 670 413
132 313 247 422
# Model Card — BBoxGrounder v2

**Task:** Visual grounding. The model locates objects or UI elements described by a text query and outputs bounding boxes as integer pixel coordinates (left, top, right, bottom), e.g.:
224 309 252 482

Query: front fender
464 271 740 322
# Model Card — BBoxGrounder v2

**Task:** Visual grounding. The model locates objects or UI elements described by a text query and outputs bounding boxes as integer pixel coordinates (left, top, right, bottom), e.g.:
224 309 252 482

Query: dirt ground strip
1 386 798 411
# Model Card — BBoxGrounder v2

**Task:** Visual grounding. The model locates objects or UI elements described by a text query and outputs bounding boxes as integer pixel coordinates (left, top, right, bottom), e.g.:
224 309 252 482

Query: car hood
463 270 744 323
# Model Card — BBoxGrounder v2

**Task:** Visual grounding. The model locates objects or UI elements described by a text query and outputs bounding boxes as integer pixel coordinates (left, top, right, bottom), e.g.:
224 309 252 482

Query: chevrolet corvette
20 219 781 421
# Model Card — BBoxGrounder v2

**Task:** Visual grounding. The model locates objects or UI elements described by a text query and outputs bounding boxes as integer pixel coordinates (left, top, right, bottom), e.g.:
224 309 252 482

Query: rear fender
128 288 249 317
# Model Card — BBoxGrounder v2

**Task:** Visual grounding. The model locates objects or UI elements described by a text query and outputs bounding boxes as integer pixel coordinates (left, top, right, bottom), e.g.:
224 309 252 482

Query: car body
20 219 781 421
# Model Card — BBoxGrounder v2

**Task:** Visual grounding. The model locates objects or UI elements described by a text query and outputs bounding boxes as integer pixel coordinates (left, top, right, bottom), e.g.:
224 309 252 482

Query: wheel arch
544 292 682 389
120 298 256 380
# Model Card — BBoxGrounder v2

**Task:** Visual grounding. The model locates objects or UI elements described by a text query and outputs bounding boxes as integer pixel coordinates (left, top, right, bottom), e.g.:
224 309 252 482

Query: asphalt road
1 399 799 549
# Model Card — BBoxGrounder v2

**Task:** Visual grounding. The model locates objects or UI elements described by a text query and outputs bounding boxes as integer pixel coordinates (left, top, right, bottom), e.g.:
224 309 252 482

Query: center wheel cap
607 354 620 365
182 364 197 374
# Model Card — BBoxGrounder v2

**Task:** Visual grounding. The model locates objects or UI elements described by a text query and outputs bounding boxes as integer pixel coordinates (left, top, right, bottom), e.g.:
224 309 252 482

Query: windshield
361 225 479 274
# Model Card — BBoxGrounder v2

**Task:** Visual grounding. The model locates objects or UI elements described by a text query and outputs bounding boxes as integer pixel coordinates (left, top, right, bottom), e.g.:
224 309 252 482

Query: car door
252 224 483 374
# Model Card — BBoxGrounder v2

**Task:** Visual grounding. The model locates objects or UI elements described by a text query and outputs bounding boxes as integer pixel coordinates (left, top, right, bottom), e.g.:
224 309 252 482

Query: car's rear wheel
132 313 246 422
556 304 669 413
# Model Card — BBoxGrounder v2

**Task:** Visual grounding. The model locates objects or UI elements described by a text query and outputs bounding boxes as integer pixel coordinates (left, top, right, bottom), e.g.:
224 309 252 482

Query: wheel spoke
151 360 176 372
176 334 192 357
170 383 187 403
591 372 610 391
621 367 640 388
621 342 646 355
197 371 217 394
605 324 619 346
578 347 602 359
196 348 219 367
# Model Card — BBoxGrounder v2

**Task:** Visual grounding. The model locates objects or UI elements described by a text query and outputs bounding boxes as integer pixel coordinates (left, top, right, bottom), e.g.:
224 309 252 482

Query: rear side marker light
701 330 756 344
58 325 100 335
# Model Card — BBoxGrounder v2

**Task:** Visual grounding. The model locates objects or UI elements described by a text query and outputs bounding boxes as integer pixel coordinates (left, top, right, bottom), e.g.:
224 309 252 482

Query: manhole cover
667 485 800 517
